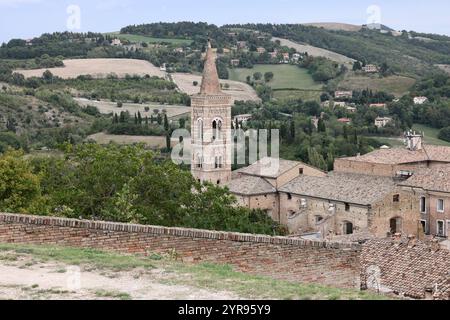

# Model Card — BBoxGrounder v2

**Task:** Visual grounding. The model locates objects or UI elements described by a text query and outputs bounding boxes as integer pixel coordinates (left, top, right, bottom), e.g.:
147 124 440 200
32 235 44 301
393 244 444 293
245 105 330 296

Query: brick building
400 167 450 238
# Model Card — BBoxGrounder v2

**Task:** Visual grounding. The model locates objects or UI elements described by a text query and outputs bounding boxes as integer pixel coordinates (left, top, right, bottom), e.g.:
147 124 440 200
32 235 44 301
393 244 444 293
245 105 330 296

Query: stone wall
0 213 361 289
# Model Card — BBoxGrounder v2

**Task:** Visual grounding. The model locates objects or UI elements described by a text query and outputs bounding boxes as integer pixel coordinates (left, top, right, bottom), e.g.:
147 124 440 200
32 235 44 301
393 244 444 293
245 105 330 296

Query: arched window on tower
196 154 203 169
212 119 222 140
197 119 203 141
219 156 223 168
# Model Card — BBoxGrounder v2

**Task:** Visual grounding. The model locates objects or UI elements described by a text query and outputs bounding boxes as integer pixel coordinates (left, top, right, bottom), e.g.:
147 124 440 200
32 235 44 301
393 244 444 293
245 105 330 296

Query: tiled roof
279 172 397 205
237 157 307 179
361 238 450 299
226 175 277 196
340 145 450 165
400 167 450 193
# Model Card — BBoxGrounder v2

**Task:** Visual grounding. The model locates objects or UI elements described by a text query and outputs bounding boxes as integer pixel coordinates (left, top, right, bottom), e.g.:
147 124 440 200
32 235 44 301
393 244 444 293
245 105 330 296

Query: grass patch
0 243 155 272
94 290 131 300
107 32 193 45
412 124 450 147
229 65 323 90
0 243 389 300
162 263 388 300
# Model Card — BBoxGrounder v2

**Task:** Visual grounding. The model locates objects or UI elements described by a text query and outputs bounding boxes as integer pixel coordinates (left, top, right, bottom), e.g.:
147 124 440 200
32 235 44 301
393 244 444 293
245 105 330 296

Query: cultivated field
15 59 166 79
75 98 190 119
273 37 356 66
303 23 362 32
172 73 260 102
338 73 416 97
229 65 323 90
107 32 193 45
0 244 387 300
87 133 173 148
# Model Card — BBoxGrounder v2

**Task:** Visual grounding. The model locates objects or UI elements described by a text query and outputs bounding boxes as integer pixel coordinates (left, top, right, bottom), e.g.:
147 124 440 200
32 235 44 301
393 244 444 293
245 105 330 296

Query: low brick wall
0 213 361 289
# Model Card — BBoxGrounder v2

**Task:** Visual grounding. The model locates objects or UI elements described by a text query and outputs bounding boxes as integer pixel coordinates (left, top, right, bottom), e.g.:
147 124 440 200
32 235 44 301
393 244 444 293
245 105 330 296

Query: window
437 220 445 237
420 197 427 214
420 220 427 234
197 119 203 141
212 119 222 140
315 216 324 224
287 193 292 200
343 222 353 235
345 203 350 212
393 194 400 203
299 168 304 175
437 199 445 213
217 180 221 185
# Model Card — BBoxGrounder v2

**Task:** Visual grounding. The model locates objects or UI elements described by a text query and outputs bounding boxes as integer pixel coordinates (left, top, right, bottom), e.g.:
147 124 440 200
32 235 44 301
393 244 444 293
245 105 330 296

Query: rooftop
236 157 308 179
226 175 277 196
340 145 450 165
400 167 450 193
279 172 397 206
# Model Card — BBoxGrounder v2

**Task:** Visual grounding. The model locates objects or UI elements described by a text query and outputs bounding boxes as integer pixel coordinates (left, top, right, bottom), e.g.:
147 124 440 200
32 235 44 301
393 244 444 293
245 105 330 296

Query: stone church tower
191 40 232 185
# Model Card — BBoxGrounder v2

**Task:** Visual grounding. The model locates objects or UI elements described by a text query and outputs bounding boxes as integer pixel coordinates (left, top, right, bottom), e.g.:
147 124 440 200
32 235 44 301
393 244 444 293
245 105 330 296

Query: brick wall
0 213 361 289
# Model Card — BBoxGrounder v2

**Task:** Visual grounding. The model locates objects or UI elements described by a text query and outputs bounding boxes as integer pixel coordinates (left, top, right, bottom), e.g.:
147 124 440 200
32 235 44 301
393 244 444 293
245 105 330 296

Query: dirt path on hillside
0 255 241 300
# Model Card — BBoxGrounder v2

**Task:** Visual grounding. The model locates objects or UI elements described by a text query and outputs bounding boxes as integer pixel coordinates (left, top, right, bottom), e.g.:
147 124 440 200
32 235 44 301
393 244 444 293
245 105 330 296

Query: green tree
0 150 41 213
264 72 274 83
253 72 262 81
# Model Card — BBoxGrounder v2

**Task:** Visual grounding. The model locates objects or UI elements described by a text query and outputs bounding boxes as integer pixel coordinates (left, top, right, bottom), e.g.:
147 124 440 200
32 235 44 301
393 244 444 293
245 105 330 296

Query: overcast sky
1 0 449 43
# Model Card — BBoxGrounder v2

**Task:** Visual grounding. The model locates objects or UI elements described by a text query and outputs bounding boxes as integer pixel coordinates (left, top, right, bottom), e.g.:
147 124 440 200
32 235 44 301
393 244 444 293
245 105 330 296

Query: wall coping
0 213 361 250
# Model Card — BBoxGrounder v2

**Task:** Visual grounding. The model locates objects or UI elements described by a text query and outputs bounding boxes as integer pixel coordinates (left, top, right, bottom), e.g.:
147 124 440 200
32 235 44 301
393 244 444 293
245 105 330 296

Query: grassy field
107 32 193 45
338 73 416 97
229 65 323 90
273 89 323 102
0 243 389 300
412 124 450 146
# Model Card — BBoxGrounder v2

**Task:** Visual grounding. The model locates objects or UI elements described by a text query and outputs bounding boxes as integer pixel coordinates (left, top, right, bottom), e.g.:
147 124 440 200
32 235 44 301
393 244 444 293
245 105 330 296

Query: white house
414 97 429 105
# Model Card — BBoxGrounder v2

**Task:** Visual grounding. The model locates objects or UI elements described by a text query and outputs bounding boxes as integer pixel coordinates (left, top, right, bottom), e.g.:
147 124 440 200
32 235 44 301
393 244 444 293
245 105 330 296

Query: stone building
335 132 450 178
278 172 419 237
191 41 233 186
400 167 450 238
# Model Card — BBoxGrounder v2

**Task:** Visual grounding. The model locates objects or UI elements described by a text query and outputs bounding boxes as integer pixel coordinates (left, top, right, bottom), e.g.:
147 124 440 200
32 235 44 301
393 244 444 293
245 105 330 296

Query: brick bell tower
191 40 232 185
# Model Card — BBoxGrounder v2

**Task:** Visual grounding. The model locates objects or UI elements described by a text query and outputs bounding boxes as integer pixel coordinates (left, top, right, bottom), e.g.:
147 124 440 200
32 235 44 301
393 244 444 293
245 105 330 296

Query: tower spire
200 39 221 95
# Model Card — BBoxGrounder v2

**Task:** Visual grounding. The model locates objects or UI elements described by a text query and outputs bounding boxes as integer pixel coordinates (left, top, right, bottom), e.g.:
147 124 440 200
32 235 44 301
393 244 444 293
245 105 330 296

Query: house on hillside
375 117 393 128
414 97 429 105
335 91 353 100
257 47 266 54
111 39 122 46
230 59 240 67
369 103 387 109
338 118 352 125
362 64 379 73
